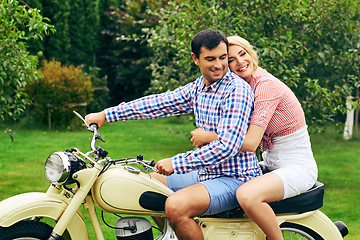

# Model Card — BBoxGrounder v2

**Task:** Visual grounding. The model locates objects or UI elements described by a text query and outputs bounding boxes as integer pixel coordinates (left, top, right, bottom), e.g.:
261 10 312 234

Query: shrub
26 59 93 130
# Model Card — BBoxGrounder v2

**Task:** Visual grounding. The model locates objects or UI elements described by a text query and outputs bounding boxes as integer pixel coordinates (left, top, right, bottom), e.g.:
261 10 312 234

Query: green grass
0 117 195 239
0 118 358 239
310 127 360 239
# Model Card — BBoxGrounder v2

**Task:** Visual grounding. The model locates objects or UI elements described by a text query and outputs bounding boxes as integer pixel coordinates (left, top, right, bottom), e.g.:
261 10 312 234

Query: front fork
48 166 102 240
83 195 105 240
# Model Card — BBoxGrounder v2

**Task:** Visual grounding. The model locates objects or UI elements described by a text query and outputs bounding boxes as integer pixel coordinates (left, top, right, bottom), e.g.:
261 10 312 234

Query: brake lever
136 155 158 175
95 132 105 142
73 111 90 128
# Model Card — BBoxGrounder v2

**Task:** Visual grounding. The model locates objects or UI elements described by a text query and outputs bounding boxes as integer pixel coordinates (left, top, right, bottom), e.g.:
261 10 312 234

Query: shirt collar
201 68 231 92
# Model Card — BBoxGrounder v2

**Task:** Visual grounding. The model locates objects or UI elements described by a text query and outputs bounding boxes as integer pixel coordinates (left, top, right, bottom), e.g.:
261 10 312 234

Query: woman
190 36 318 240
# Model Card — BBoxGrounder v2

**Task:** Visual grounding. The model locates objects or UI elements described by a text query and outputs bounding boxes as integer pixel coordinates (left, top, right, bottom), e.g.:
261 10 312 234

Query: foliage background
0 0 54 121
2 0 359 130
139 0 360 131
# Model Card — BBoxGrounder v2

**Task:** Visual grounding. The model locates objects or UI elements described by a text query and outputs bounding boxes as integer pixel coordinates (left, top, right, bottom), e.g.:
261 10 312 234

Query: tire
0 220 65 240
278 222 324 240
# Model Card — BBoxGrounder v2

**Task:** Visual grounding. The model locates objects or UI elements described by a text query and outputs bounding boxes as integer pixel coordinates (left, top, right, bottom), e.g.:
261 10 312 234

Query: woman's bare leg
236 172 284 240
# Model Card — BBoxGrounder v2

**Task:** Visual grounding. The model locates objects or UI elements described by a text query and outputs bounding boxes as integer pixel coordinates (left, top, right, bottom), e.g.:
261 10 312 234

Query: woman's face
228 45 254 83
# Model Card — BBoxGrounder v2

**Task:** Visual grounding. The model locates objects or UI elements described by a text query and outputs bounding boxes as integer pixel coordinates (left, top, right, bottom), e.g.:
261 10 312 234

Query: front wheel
279 222 324 240
0 220 65 240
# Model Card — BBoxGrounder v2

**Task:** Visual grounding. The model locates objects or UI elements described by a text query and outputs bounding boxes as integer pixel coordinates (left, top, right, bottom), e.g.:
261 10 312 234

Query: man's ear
191 53 199 66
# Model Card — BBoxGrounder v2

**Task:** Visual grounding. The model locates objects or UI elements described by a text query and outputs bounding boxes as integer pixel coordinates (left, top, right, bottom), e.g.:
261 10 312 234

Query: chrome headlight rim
44 151 85 185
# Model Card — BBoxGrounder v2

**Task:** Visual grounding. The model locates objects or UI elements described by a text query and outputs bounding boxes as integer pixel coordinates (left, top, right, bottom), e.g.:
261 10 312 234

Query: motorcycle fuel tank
92 164 173 216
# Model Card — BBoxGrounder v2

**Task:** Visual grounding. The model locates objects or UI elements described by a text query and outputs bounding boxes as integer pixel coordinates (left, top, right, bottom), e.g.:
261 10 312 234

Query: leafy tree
141 0 360 131
68 0 100 68
41 0 71 65
97 0 162 105
0 0 54 121
23 0 44 60
25 0 100 69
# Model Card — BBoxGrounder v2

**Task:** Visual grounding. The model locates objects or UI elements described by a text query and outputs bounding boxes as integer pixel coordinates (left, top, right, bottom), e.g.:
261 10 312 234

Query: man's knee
165 194 185 225
165 184 209 219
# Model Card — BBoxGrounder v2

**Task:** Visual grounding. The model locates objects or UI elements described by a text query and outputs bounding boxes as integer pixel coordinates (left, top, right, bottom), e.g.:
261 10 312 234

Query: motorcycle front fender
0 192 89 240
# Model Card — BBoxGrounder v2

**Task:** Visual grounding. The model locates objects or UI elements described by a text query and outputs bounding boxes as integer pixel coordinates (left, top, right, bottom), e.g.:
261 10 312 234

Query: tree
0 0 54 121
141 0 360 130
25 0 100 69
68 0 99 68
41 0 71 65
97 0 162 105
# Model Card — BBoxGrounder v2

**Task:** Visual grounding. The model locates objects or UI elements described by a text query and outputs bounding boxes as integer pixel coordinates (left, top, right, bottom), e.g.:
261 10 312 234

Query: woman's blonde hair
227 36 259 71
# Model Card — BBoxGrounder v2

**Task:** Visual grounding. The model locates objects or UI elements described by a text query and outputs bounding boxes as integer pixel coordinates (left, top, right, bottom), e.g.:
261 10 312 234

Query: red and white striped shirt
249 68 306 151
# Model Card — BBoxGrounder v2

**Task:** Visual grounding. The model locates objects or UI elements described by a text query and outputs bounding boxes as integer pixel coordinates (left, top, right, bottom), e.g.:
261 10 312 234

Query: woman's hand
190 128 217 148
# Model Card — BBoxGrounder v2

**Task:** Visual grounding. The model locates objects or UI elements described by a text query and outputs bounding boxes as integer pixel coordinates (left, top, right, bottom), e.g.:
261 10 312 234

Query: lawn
0 117 358 239
310 127 360 239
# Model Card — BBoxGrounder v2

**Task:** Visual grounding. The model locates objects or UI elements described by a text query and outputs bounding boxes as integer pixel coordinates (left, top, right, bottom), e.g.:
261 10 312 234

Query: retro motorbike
0 111 348 240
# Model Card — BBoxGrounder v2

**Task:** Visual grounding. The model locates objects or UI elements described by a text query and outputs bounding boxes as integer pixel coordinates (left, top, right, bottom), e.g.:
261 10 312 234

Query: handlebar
111 158 158 172
73 111 158 172
73 111 105 151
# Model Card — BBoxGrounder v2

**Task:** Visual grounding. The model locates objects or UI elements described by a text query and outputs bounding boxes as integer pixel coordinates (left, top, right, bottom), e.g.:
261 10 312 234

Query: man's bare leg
151 172 168 186
165 183 210 240
150 172 169 229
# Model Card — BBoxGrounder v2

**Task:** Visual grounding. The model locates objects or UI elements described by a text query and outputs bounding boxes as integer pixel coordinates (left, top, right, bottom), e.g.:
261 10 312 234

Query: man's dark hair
191 29 229 59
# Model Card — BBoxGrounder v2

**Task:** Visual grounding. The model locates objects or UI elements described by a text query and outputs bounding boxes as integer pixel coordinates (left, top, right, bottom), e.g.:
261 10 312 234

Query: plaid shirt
105 69 262 182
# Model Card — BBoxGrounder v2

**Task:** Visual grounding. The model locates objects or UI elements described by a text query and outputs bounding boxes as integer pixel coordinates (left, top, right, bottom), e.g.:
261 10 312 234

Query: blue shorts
166 171 244 216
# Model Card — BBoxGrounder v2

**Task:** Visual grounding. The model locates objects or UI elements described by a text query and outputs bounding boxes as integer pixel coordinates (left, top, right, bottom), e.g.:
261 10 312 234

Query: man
85 29 262 240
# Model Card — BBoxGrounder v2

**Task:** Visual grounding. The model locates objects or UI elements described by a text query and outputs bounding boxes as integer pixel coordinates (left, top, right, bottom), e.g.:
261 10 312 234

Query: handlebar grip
89 123 99 131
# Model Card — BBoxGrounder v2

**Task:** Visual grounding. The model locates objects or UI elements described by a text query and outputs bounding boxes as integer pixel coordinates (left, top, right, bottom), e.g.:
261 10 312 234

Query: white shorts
262 127 318 199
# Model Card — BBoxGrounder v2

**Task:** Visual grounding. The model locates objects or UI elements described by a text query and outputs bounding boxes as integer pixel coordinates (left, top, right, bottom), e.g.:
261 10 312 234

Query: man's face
191 42 228 86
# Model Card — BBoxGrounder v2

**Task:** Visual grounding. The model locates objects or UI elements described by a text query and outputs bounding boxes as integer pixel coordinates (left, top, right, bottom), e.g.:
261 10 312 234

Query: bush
26 59 93 130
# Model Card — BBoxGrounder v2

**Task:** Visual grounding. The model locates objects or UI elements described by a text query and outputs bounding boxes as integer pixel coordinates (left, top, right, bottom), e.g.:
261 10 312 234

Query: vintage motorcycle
0 111 348 240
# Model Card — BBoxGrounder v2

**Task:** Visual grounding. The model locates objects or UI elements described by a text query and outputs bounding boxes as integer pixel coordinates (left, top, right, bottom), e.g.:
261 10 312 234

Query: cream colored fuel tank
91 164 173 216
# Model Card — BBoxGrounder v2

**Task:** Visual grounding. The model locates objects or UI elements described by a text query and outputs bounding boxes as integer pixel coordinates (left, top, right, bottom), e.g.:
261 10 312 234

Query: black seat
269 181 324 214
220 181 324 218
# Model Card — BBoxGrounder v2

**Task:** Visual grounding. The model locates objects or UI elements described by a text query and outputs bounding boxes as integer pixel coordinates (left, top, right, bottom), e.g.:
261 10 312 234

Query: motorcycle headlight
44 151 85 185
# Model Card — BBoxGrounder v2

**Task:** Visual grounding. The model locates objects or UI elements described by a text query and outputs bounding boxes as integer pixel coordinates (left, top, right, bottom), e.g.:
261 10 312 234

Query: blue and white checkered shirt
105 69 262 182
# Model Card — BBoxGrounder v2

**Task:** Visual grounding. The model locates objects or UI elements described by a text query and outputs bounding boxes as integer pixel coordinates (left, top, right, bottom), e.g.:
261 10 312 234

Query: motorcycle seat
220 180 324 218
139 163 324 218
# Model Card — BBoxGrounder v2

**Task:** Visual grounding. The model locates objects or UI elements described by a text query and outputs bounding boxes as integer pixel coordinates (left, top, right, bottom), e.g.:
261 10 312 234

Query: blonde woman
190 36 318 240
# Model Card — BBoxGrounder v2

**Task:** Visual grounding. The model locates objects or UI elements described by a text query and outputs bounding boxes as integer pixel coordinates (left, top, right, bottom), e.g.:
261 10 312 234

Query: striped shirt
249 68 306 151
105 69 262 182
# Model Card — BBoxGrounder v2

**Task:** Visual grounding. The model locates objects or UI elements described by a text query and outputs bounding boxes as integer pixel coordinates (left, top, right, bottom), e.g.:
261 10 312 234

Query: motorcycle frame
0 112 346 240
0 164 344 240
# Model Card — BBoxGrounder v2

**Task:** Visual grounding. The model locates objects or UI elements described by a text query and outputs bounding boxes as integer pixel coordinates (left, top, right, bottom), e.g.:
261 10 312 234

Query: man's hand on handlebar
155 158 174 176
85 111 106 129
